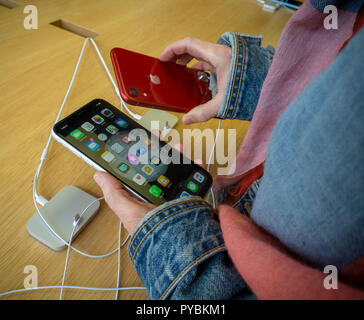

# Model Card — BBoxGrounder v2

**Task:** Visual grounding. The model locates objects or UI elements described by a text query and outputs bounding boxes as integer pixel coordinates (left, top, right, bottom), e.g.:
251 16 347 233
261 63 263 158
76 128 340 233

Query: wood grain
0 0 292 299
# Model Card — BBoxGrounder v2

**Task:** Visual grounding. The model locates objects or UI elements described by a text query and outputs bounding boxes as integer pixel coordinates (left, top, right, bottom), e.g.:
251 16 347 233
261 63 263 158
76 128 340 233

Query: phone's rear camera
129 87 139 97
197 71 209 82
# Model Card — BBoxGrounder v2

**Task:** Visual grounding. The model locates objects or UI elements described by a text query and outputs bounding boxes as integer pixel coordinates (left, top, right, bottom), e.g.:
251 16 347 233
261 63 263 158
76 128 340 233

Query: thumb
94 172 129 214
182 94 222 125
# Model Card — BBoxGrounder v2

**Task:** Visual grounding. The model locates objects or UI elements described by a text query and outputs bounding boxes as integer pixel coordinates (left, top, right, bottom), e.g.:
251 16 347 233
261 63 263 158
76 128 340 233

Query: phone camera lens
197 71 209 82
129 87 139 97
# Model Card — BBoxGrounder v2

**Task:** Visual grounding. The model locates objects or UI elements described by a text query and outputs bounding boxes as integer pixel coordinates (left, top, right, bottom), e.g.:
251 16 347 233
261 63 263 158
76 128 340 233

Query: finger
159 37 215 65
175 53 194 66
190 60 215 73
182 94 222 125
94 172 132 213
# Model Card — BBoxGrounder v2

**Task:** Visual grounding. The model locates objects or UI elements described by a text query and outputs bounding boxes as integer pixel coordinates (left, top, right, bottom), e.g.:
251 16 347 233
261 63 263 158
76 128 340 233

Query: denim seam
222 34 240 119
131 204 208 262
235 33 263 43
216 32 278 122
159 244 226 300
230 35 246 119
128 199 196 253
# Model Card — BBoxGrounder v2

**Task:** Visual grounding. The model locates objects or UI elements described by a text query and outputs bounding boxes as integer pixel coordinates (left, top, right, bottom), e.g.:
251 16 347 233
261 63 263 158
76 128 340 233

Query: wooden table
0 0 292 300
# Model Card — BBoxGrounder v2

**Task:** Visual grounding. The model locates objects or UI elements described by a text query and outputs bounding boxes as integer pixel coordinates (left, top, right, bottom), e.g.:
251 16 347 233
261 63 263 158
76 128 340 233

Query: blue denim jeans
232 178 262 217
128 196 256 299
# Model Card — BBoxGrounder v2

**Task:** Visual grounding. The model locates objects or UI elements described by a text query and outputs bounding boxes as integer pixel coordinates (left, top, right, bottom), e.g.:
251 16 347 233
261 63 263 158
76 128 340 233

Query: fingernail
94 172 103 185
182 115 190 124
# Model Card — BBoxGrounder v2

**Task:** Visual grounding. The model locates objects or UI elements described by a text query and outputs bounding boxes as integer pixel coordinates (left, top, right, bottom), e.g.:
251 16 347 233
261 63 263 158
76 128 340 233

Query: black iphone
52 99 212 206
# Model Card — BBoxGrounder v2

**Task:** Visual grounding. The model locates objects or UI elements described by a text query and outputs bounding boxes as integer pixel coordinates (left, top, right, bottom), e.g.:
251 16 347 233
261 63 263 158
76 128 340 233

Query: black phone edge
52 98 213 205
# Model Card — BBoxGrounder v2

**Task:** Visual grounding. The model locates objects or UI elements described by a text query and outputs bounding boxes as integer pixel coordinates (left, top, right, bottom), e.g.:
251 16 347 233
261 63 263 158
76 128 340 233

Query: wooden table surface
0 0 292 300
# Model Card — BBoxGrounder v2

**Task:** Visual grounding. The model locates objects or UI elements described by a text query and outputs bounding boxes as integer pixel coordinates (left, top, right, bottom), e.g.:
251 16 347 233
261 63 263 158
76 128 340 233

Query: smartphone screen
53 99 212 206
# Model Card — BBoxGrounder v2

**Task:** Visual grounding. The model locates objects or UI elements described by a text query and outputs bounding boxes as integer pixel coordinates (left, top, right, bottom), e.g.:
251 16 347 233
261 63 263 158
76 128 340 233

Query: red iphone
110 47 212 113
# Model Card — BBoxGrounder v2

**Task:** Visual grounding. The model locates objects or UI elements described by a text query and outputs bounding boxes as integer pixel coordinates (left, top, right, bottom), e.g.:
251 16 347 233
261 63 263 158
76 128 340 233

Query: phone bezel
52 99 213 205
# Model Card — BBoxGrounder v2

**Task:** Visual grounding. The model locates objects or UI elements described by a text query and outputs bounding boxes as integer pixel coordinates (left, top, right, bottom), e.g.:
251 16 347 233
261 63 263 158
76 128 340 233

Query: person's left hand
94 171 156 234
94 142 206 235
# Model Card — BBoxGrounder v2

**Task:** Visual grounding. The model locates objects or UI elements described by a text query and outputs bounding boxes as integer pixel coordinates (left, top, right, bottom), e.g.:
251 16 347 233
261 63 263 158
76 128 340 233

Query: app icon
136 145 147 156
86 140 99 151
101 151 115 163
115 118 127 128
149 185 162 197
133 174 146 185
97 133 108 141
111 143 124 154
121 135 132 144
142 165 153 175
180 191 191 198
151 156 160 165
119 163 129 173
157 175 170 187
81 122 94 132
193 172 205 183
106 124 119 135
126 153 139 165
70 129 84 140
92 115 104 124
187 181 198 193
101 108 113 118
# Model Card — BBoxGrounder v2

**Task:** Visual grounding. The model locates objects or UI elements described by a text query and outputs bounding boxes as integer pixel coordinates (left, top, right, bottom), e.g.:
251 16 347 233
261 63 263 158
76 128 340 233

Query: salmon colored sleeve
217 204 364 299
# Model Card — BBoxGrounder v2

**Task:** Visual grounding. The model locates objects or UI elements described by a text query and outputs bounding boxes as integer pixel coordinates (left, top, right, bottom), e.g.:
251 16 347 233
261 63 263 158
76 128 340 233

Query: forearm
128 196 253 300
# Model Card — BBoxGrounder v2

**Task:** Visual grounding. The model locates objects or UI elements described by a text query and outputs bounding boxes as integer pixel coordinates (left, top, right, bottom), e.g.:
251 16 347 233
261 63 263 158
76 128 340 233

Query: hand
94 171 156 234
94 140 206 235
159 37 232 125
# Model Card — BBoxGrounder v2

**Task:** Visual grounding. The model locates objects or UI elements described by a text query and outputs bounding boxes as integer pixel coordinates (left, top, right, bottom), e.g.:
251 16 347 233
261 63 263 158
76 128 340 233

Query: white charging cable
32 37 143 299
58 197 130 300
88 38 142 121
0 36 221 298
32 36 136 258
0 195 141 299
0 37 145 299
34 37 141 207
0 285 146 298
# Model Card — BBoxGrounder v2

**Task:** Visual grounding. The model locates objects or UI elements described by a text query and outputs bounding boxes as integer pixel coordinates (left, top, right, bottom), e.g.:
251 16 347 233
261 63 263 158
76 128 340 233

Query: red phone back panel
110 47 212 113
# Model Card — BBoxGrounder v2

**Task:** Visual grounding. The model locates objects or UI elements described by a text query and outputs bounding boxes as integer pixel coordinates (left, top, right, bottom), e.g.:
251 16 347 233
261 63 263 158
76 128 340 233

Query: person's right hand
159 37 232 125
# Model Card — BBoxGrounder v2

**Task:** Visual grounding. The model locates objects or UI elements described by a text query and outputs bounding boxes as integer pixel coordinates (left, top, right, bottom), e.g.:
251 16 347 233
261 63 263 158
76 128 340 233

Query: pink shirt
216 1 364 299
